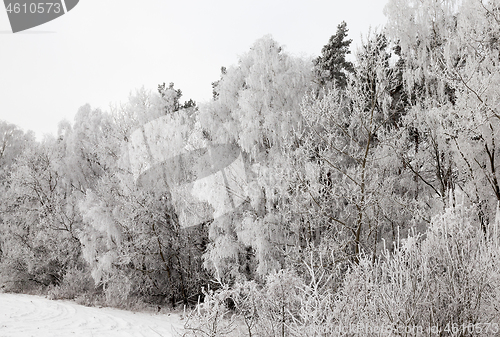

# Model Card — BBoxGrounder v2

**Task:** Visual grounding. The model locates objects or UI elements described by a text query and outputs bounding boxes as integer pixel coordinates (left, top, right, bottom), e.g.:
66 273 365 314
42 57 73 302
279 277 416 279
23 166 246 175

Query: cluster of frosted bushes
183 205 500 336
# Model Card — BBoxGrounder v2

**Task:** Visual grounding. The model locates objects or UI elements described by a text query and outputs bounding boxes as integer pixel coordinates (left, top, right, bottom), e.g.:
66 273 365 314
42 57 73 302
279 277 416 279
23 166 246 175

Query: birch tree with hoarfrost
200 36 313 279
0 139 84 290
295 33 422 263
385 0 500 229
78 89 207 306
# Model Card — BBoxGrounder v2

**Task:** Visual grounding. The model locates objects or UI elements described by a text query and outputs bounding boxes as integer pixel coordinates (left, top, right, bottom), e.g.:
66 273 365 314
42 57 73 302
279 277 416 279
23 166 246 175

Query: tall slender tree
314 21 355 90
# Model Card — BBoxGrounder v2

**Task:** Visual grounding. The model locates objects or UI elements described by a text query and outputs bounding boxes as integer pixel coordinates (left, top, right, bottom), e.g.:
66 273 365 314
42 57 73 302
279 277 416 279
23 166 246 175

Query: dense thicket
1 0 500 333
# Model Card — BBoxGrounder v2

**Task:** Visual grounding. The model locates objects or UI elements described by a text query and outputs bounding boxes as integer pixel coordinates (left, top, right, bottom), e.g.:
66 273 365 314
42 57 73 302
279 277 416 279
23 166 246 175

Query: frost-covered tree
79 172 208 306
78 88 206 305
0 122 35 287
199 36 314 279
56 104 119 194
0 139 84 291
439 0 500 227
384 0 460 98
0 121 34 184
385 0 500 229
157 82 196 113
201 35 312 157
295 32 421 262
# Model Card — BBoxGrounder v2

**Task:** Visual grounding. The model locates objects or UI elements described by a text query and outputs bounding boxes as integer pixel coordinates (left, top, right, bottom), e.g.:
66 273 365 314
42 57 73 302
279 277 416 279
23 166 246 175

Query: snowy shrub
257 270 303 337
331 204 500 335
287 253 339 337
182 285 236 337
104 271 133 307
233 270 312 337
47 266 94 300
332 255 389 335
415 204 500 330
231 281 262 337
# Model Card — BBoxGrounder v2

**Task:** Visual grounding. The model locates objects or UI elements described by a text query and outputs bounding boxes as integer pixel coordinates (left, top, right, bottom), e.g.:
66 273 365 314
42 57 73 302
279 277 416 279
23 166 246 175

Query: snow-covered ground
0 293 184 337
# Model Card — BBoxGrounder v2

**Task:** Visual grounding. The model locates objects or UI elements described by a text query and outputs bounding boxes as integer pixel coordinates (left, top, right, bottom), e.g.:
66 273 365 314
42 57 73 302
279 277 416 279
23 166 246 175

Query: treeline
1 0 500 331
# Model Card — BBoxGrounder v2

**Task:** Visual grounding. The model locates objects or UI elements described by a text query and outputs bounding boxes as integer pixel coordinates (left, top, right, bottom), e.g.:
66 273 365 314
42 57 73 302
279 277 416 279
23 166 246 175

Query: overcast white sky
0 0 388 139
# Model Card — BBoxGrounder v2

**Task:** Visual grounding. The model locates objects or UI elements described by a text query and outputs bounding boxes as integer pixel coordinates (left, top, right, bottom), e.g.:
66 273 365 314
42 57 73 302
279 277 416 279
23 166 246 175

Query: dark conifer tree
314 21 355 89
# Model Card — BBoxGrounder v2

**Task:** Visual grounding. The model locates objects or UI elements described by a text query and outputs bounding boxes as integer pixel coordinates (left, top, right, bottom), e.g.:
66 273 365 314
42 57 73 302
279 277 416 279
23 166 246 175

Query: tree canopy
1 4 500 331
